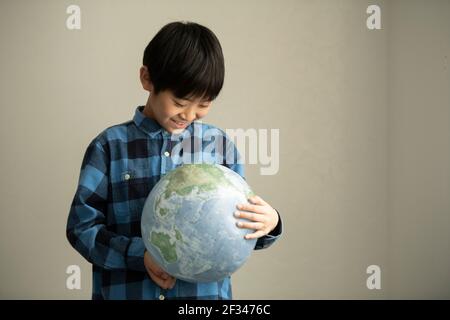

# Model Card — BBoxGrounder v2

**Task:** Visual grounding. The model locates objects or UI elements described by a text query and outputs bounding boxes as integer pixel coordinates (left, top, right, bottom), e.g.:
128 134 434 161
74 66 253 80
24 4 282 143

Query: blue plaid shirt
67 106 282 300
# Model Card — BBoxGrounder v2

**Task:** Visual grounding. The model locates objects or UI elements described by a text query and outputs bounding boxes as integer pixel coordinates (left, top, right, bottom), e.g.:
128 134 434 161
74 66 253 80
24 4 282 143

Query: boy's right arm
66 139 145 272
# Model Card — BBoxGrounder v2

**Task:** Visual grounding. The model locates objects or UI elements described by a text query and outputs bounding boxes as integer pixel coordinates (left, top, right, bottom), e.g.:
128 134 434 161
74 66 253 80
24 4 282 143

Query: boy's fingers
244 230 266 240
148 269 165 288
236 221 264 230
236 203 264 214
149 269 176 290
144 253 175 289
234 210 264 222
160 272 169 280
252 195 269 206
163 277 176 290
248 196 262 205
153 270 165 280
157 273 173 286
151 265 171 280
236 203 258 212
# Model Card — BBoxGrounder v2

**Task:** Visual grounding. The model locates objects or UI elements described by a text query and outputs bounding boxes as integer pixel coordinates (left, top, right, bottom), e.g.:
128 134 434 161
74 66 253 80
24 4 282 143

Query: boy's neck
142 98 155 120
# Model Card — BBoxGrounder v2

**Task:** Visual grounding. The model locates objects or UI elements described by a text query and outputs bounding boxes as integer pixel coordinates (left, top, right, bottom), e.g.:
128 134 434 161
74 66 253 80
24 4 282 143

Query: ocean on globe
141 163 257 283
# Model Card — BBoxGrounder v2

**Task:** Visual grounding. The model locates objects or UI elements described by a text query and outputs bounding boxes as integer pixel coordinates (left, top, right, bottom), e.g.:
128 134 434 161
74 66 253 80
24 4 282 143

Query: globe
141 163 257 283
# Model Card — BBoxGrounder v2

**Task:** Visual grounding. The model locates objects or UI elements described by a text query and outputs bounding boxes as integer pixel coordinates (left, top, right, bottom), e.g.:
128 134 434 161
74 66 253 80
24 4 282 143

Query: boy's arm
222 132 283 251
66 139 146 272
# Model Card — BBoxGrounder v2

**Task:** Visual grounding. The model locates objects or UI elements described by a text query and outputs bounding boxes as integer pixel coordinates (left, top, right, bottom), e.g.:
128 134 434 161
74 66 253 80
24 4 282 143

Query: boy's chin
165 127 185 135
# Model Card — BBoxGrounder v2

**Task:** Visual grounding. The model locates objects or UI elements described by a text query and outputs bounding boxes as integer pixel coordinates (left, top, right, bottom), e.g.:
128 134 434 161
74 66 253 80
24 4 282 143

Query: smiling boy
67 21 282 300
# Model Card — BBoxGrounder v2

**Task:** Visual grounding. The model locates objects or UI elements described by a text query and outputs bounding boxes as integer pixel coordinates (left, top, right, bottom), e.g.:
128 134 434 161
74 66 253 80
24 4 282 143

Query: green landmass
150 231 178 263
163 164 233 199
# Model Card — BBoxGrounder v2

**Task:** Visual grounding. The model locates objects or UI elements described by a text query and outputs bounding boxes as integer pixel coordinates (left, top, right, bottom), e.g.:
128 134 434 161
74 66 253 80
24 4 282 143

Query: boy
67 21 282 300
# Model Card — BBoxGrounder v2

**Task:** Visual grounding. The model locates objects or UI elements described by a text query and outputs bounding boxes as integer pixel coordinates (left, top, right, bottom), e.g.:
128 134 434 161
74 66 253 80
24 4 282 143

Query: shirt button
164 151 170 157
124 173 131 180
159 294 165 300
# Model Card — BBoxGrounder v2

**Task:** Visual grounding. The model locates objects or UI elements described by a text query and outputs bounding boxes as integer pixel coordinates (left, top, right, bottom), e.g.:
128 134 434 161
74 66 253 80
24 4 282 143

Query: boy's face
140 67 212 134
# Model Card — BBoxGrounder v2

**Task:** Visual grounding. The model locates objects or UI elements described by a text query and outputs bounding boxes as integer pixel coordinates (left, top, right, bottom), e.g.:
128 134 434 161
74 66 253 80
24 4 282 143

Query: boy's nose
180 110 196 122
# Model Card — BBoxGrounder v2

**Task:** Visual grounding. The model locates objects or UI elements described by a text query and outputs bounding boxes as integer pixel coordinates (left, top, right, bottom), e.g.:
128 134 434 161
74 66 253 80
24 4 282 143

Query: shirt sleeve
66 138 146 272
220 131 283 251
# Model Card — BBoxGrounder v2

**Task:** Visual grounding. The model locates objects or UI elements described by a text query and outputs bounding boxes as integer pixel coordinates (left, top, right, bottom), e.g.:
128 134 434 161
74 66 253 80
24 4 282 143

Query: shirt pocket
111 167 153 223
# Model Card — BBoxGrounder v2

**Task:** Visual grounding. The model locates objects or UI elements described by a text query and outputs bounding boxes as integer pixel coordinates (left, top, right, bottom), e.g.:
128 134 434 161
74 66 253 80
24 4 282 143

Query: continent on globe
141 163 257 283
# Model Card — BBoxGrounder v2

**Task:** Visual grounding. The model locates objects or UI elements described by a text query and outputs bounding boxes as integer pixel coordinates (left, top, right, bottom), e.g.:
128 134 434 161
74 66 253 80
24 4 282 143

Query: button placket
160 133 172 175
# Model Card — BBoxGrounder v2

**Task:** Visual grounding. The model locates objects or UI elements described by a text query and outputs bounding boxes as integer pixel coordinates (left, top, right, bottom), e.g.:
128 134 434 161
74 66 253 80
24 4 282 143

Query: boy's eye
200 102 212 108
175 101 209 108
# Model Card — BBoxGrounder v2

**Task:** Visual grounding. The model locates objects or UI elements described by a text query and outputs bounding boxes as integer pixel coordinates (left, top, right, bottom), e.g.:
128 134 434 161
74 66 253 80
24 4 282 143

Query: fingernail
234 211 240 217
236 221 243 227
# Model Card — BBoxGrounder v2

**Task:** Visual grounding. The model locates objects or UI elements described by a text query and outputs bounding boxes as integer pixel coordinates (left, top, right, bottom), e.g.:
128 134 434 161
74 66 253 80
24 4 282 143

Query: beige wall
0 0 448 299
387 0 450 299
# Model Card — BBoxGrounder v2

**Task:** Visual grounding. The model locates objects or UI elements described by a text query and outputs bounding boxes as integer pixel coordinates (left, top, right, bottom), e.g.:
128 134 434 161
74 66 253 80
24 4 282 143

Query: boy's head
140 21 225 134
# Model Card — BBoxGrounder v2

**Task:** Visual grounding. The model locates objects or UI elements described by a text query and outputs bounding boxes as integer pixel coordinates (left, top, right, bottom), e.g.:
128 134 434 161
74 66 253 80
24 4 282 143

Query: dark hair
143 21 225 101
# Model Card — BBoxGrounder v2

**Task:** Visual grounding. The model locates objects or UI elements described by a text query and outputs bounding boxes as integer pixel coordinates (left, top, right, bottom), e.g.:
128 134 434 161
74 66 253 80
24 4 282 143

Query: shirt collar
133 105 164 137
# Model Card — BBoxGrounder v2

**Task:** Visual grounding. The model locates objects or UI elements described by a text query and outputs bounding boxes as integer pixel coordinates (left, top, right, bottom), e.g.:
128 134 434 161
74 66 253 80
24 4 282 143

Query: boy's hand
235 195 279 240
144 250 176 290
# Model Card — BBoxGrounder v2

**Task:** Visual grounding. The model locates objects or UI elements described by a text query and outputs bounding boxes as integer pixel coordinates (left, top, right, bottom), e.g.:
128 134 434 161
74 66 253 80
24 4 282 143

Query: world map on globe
141 163 257 283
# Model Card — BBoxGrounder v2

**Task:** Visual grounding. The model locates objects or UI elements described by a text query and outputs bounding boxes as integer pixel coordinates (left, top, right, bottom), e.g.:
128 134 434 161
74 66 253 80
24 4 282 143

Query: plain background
0 0 449 299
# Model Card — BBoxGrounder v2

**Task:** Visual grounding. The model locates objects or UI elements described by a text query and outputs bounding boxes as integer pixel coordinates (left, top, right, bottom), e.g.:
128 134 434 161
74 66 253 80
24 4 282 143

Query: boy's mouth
171 119 188 128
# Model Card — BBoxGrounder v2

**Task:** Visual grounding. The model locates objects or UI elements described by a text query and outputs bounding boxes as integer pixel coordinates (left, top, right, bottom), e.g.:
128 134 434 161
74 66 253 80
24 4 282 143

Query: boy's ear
140 66 154 92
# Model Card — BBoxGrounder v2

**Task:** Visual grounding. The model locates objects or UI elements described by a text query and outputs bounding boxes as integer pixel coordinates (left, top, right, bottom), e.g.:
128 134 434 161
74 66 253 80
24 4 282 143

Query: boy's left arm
235 195 283 250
